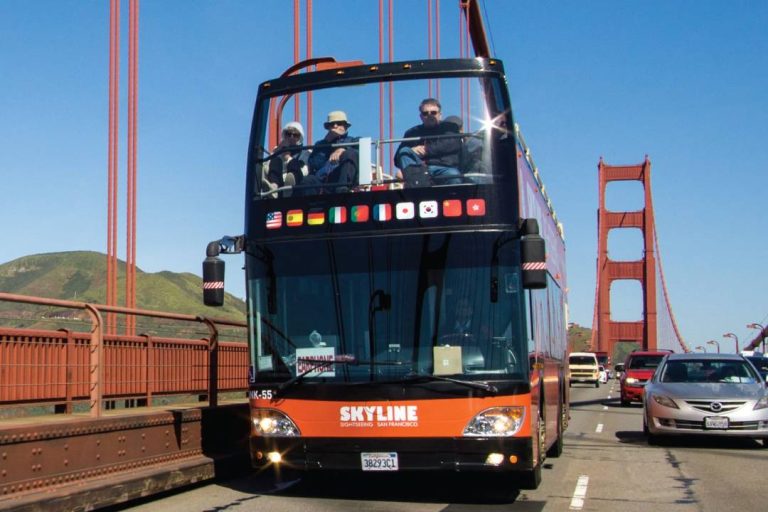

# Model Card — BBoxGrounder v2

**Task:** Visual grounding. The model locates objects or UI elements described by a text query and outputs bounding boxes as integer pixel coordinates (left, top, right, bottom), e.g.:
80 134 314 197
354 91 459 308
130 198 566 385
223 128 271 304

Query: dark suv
620 350 671 406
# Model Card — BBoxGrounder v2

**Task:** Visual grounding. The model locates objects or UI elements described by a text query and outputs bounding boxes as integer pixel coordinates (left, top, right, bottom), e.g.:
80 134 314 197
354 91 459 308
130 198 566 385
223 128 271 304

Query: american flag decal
266 211 282 229
522 262 546 270
203 281 225 289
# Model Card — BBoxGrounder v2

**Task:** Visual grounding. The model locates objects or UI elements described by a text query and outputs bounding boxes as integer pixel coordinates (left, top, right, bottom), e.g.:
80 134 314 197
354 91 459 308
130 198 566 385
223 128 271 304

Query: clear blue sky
1 1 766 350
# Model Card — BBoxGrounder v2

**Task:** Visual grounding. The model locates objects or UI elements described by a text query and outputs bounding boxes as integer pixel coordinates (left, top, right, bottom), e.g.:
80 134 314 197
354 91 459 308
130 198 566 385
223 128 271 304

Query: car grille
667 419 761 431
683 400 747 413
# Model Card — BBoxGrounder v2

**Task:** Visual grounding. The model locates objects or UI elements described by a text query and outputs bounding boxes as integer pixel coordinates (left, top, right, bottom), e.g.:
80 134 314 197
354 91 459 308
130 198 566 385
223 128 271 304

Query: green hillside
0 251 245 333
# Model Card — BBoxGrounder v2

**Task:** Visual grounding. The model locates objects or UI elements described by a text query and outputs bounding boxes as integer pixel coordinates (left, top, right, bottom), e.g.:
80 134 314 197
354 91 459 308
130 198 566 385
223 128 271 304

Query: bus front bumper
251 436 535 472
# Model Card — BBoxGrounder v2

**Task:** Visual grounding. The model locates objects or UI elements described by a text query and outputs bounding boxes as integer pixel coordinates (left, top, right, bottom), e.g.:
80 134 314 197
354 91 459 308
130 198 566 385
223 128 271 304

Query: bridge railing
0 292 249 417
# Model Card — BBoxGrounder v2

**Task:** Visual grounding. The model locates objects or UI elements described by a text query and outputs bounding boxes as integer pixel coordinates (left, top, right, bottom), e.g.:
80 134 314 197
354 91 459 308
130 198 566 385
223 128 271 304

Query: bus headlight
252 409 300 437
463 406 525 437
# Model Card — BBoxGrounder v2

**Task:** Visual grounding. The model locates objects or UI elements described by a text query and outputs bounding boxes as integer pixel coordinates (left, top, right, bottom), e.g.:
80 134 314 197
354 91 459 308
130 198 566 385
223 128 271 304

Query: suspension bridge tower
594 157 658 355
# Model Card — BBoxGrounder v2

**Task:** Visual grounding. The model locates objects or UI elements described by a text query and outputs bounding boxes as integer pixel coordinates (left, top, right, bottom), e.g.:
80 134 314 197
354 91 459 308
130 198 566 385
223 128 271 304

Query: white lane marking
595 423 604 433
570 475 590 510
602 406 608 410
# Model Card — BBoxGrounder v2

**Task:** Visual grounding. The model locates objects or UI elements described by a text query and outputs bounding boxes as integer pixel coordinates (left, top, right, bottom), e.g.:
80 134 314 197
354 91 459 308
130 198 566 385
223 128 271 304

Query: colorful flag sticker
286 209 304 226
328 206 347 224
373 203 392 221
266 211 282 229
351 205 370 222
419 200 438 218
396 202 415 220
466 199 486 216
442 199 462 217
307 209 325 226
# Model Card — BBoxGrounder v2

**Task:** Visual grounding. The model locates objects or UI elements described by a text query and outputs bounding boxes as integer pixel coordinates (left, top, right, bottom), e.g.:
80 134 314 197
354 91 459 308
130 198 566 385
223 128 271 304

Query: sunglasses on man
326 121 349 128
420 110 440 116
282 131 301 138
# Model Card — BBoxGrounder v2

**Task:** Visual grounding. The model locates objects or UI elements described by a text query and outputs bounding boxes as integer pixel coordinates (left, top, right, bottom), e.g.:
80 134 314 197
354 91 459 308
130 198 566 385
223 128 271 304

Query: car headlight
651 394 679 409
463 406 525 437
754 395 768 411
252 408 300 437
625 377 638 384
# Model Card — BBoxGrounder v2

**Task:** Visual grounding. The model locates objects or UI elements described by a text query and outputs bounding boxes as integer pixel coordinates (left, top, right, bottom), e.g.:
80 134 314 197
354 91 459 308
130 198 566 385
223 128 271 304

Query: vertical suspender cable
306 0 313 143
293 0 300 120
435 0 440 99
458 6 464 122
126 0 139 334
388 0 394 168
464 7 470 127
427 0 432 97
107 0 120 335
378 0 385 170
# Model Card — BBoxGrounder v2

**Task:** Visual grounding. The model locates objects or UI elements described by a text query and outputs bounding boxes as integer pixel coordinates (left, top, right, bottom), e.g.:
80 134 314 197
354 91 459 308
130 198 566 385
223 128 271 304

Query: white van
569 352 600 388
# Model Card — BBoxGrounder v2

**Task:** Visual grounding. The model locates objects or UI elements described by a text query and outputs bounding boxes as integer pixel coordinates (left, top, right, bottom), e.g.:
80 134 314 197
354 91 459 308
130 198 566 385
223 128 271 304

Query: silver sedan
643 353 768 445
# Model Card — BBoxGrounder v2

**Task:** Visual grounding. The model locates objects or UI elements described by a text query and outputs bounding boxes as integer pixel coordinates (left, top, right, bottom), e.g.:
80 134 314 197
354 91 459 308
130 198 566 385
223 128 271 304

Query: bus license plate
704 416 729 429
361 452 399 471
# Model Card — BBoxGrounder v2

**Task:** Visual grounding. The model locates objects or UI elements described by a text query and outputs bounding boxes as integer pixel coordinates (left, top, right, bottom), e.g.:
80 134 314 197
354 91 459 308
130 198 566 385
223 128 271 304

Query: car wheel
761 438 768 449
620 399 629 407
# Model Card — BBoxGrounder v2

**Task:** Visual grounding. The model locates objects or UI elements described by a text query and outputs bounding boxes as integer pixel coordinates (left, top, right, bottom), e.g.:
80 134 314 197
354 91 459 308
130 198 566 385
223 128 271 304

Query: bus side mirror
203 255 225 307
520 218 547 289
202 236 244 307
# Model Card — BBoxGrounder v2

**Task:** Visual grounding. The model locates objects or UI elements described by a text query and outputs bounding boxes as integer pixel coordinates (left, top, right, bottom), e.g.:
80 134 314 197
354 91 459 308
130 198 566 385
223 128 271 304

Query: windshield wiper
276 355 356 395
400 373 498 394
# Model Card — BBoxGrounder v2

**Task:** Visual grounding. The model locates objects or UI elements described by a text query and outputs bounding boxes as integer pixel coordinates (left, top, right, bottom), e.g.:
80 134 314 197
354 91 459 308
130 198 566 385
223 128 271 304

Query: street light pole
723 332 739 353
707 339 720 353
695 345 706 352
747 323 766 353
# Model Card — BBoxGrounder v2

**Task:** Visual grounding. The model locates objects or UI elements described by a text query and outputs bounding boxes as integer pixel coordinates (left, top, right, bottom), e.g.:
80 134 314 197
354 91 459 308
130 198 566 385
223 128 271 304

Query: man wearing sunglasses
304 111 359 194
394 98 462 186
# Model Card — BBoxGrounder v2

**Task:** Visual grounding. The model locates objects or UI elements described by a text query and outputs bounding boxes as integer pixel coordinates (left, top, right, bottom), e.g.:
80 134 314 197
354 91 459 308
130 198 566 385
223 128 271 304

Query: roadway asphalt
109 380 768 511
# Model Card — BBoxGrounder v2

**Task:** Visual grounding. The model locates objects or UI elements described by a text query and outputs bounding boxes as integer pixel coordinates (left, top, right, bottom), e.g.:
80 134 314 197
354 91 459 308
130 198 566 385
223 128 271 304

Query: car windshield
570 356 596 365
627 355 664 370
747 357 768 378
661 359 760 384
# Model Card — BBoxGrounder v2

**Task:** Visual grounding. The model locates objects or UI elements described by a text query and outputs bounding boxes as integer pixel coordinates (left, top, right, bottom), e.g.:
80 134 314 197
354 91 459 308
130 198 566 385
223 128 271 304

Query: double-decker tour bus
203 31 568 492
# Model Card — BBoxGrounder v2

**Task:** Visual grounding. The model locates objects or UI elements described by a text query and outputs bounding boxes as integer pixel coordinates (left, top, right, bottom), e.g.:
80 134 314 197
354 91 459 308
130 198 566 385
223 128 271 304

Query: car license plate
704 416 729 429
361 452 399 471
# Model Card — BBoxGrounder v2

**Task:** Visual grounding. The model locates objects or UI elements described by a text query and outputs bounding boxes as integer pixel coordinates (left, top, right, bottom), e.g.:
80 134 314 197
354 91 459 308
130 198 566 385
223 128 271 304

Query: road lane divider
569 475 590 510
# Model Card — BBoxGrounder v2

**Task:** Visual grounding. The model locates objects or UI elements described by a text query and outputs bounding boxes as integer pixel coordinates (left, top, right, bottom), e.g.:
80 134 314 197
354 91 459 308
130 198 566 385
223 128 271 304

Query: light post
695 345 706 353
723 332 739 353
707 339 720 353
747 323 766 353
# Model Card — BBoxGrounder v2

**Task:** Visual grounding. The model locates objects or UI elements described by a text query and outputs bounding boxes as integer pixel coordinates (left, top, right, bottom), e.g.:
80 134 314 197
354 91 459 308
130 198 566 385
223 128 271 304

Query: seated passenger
443 115 484 175
394 98 462 187
266 121 310 195
303 111 359 194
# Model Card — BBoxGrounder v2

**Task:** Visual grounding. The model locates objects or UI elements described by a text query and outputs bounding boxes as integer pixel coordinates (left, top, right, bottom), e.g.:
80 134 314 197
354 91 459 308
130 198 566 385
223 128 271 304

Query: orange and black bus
204 56 568 489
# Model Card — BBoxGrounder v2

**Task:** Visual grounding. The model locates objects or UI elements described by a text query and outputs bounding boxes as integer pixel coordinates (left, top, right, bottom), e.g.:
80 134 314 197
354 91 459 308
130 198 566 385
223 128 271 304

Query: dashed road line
569 475 590 510
595 423 604 433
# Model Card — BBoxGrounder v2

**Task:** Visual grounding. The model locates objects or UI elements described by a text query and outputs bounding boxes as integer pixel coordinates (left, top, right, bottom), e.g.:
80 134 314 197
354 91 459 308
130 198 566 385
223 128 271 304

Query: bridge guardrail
0 292 249 417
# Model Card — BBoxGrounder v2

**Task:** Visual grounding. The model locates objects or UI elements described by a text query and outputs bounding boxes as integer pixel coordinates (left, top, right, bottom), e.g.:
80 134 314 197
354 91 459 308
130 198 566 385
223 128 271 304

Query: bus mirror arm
202 236 245 307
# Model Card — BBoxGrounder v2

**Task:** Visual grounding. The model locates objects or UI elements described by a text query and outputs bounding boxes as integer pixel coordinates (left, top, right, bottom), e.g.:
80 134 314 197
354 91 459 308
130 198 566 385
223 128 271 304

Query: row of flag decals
265 199 486 229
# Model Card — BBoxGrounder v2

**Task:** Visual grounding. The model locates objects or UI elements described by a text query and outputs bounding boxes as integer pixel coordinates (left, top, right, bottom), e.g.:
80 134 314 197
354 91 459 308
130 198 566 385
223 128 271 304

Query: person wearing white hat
304 111 359 194
266 121 310 192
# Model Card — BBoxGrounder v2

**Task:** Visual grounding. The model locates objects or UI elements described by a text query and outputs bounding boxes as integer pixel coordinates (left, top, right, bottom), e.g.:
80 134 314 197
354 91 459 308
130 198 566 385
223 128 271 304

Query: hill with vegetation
567 323 592 352
0 251 245 333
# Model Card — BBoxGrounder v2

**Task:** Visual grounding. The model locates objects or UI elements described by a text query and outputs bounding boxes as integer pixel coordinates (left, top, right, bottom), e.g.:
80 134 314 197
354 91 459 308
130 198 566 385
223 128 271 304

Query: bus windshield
247 231 530 384
250 65 513 200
